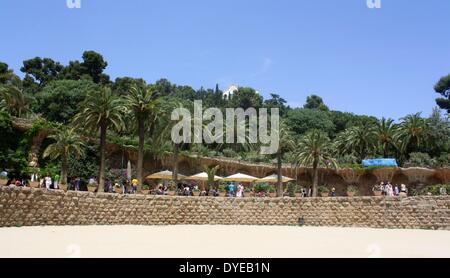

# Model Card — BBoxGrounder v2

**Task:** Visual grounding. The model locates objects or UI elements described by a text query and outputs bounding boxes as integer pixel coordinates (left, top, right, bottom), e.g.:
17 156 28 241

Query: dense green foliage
0 51 449 180
35 80 100 124
434 74 450 113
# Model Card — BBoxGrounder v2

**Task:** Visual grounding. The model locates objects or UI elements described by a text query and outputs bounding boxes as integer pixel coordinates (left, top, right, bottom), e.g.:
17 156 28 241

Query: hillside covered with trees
1 51 449 191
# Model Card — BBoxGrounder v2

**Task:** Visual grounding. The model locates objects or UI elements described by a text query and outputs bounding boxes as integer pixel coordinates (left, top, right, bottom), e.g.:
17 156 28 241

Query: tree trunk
98 123 107 193
60 155 68 186
172 143 179 182
276 151 283 197
137 117 145 190
312 159 319 197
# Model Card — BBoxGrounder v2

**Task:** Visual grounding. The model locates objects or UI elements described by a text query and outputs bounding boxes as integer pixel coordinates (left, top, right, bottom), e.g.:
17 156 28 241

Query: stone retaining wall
1 187 449 230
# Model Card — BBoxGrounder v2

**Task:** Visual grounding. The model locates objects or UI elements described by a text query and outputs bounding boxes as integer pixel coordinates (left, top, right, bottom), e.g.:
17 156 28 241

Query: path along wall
1 187 449 230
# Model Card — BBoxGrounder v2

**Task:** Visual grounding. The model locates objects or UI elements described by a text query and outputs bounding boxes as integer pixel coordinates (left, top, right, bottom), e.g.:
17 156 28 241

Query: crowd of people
373 181 408 197
4 174 448 199
175 181 244 197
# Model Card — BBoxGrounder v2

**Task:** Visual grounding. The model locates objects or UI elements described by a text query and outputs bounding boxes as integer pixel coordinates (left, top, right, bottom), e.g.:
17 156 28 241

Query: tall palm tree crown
376 117 397 157
335 122 377 161
0 84 29 117
395 113 428 160
73 87 126 192
125 85 160 188
43 128 85 185
295 130 338 197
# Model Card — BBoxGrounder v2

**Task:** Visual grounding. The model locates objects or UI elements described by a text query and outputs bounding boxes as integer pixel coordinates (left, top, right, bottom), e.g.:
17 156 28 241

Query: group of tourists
5 174 61 189
4 177 30 188
373 181 408 197
225 182 245 198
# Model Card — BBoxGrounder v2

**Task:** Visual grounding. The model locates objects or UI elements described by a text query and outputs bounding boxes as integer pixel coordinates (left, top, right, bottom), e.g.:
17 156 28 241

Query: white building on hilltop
223 85 238 100
223 85 259 100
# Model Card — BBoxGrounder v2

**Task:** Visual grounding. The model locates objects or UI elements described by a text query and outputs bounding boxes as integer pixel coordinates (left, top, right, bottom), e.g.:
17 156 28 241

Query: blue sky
1 0 450 120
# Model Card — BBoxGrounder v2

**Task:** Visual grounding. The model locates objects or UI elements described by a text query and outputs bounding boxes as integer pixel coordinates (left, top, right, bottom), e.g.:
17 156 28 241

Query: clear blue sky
1 0 450 120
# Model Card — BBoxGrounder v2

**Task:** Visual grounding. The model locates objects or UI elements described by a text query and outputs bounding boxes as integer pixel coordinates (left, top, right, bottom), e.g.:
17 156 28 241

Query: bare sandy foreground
1 225 450 258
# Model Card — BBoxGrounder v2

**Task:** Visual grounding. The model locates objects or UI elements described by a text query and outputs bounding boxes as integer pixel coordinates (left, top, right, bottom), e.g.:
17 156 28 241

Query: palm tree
335 123 377 162
294 130 338 197
274 121 295 197
0 93 6 113
150 100 188 182
0 84 29 117
43 128 85 186
73 87 126 192
125 85 160 189
376 118 397 157
396 113 428 156
204 165 220 191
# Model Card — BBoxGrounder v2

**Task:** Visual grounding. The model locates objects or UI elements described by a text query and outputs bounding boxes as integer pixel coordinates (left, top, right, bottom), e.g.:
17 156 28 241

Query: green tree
304 95 329 111
286 108 335 136
264 94 289 116
376 118 397 157
0 62 16 85
335 123 377 162
434 74 450 113
36 80 99 124
274 121 295 197
81 51 110 84
62 60 86 81
0 112 23 171
0 83 29 117
204 165 220 191
62 51 110 84
67 143 100 180
113 77 147 95
43 128 85 185
396 113 428 158
425 107 450 157
330 111 363 136
125 85 160 188
21 57 64 88
73 87 126 192
294 130 337 197
228 87 263 109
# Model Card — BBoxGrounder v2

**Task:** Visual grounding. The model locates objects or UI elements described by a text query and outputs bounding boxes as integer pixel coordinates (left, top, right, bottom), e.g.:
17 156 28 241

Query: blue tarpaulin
362 159 398 167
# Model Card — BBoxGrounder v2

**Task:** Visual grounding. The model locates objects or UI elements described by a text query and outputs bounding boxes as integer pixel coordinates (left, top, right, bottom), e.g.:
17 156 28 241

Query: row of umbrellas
146 170 294 183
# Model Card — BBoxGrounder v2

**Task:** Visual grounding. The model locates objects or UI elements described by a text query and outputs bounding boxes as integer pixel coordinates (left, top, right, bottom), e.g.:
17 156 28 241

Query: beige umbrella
256 174 294 183
223 173 259 183
184 172 223 182
146 170 186 180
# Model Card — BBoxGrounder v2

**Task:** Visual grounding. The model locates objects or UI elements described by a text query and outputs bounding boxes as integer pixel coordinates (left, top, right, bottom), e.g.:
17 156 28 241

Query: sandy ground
0 225 449 258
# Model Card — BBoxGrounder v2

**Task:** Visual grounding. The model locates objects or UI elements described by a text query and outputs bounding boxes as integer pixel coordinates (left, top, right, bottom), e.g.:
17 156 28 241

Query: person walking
54 174 60 190
236 183 244 198
229 182 235 197
386 183 394 197
131 178 139 194
45 175 52 189
394 184 400 196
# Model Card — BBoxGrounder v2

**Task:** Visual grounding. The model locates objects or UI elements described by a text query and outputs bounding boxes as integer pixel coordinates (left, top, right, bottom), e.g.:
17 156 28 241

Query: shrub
222 148 239 158
287 182 298 197
404 152 437 168
347 185 359 193
318 186 329 194
254 183 269 193
337 155 360 166
437 153 450 167
420 184 450 196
